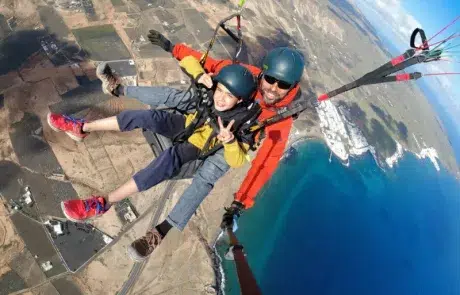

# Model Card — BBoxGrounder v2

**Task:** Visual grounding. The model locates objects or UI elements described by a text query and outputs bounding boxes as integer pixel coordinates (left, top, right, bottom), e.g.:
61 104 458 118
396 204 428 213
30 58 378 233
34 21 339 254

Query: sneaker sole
60 201 81 223
95 62 107 79
60 201 98 223
47 113 85 142
127 245 149 262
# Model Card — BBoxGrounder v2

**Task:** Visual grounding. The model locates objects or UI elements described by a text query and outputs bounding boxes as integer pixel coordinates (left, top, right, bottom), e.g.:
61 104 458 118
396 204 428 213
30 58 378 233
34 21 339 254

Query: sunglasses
263 75 292 90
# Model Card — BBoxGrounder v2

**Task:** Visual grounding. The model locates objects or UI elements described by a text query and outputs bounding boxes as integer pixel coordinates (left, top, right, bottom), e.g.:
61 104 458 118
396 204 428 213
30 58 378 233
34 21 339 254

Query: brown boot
96 62 121 96
127 228 163 262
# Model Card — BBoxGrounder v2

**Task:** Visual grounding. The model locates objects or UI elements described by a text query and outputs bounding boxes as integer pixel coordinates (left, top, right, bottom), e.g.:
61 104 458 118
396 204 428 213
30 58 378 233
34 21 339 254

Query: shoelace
62 114 85 125
145 230 162 252
84 197 105 214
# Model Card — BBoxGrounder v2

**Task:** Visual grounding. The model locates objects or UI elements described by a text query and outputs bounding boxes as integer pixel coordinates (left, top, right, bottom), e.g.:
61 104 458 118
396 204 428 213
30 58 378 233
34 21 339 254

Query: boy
47 60 259 260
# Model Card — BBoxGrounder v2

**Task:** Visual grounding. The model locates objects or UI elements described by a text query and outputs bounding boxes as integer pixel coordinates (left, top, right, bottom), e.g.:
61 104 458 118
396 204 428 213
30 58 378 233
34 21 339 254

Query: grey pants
125 86 230 231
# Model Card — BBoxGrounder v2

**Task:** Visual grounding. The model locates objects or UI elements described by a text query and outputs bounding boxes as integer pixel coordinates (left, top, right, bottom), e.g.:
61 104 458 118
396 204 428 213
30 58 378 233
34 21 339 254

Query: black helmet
262 47 305 85
214 64 256 101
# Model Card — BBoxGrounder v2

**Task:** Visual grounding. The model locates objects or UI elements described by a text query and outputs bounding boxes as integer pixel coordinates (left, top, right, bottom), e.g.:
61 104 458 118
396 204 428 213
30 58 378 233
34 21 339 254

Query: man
97 30 305 259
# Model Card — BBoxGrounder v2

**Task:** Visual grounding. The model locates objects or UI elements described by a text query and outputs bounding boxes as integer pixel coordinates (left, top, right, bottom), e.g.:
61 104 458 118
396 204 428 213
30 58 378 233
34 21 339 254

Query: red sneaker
47 112 87 142
61 196 108 222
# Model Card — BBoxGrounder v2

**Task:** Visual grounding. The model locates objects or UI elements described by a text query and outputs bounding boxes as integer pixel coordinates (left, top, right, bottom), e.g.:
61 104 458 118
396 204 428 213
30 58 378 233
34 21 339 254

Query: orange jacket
172 44 300 208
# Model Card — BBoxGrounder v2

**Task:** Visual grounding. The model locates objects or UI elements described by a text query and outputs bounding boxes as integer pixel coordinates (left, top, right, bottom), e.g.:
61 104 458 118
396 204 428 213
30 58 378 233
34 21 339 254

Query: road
117 180 177 295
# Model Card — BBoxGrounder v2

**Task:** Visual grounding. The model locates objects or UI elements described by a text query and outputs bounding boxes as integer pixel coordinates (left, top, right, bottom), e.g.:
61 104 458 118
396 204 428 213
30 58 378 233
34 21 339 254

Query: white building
418 147 440 171
316 100 369 162
41 261 53 272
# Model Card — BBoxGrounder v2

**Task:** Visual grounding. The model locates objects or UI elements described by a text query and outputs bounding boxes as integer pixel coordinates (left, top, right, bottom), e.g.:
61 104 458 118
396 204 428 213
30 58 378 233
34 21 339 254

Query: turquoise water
220 141 460 295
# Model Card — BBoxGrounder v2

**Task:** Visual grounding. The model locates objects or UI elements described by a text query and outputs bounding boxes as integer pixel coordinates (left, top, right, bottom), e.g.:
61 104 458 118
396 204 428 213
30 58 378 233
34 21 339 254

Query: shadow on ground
0 29 87 76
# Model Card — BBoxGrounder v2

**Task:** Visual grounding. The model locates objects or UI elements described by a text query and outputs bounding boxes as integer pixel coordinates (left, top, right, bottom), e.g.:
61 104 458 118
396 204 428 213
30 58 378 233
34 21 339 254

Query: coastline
215 137 460 294
288 131 445 174
292 99 452 175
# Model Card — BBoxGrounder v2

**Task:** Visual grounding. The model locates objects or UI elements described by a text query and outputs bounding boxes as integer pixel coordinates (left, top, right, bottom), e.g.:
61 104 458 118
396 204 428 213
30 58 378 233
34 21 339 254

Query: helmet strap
288 82 298 92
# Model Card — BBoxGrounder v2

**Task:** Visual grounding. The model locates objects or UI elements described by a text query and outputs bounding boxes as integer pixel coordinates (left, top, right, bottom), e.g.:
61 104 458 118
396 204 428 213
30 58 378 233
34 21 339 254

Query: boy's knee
195 162 227 184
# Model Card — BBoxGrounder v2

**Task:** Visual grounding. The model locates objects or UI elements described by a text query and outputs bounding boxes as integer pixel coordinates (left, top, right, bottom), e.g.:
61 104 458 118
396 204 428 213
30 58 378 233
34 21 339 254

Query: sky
352 0 460 129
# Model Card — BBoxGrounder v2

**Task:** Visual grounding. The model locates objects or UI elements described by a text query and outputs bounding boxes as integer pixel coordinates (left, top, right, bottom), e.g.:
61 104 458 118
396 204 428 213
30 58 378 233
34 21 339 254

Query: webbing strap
410 28 429 50
200 12 243 67
250 42 431 132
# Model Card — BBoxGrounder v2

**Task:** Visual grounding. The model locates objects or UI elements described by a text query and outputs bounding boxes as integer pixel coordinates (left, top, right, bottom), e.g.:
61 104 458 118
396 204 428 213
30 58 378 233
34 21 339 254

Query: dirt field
72 24 131 61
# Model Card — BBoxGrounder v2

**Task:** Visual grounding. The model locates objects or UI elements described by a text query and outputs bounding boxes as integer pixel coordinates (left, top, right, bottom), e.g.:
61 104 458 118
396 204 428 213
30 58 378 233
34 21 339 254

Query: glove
220 201 244 230
147 30 173 52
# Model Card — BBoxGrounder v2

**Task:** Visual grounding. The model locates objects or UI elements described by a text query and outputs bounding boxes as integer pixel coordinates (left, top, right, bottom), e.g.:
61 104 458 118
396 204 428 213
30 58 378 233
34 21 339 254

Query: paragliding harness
171 84 261 159
189 4 262 293
245 27 454 135
144 4 250 179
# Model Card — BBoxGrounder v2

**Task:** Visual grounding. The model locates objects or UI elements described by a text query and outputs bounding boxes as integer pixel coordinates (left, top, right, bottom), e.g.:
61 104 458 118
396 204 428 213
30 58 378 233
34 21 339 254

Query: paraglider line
424 15 460 47
425 33 460 49
442 41 460 51
436 58 460 64
424 72 460 76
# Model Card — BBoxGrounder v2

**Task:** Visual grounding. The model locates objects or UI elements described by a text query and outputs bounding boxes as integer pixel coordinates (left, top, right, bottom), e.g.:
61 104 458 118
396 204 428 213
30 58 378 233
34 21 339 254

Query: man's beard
263 95 281 105
262 91 282 105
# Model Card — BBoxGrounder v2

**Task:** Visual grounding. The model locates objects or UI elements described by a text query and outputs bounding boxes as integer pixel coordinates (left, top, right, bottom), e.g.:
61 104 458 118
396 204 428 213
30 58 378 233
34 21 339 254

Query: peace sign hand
217 117 235 144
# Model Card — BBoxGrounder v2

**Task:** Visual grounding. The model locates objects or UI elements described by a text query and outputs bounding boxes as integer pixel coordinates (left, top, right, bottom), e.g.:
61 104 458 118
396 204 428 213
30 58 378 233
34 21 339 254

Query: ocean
218 141 460 295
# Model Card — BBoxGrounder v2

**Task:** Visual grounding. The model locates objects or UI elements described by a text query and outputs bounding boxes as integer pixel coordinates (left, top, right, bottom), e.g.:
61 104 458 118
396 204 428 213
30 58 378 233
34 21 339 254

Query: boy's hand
217 117 235 143
197 73 213 88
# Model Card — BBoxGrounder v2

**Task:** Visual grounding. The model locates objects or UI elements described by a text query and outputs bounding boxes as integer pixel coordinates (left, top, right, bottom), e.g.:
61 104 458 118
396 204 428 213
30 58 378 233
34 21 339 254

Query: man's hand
217 117 235 144
147 30 173 52
220 208 235 230
197 73 213 88
220 201 244 230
